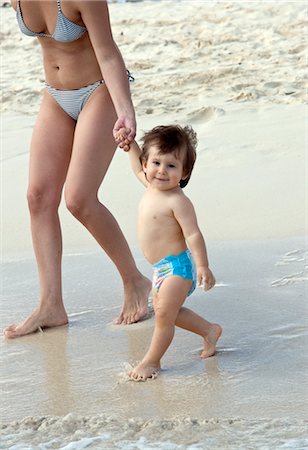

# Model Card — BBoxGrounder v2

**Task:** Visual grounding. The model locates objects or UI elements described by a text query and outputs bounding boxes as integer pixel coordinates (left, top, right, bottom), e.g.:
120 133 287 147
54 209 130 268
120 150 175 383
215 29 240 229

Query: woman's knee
27 185 60 214
65 189 94 221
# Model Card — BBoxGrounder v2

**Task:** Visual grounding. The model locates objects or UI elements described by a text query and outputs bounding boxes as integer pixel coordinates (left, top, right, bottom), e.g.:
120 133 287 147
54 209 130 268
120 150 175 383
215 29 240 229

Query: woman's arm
78 1 136 140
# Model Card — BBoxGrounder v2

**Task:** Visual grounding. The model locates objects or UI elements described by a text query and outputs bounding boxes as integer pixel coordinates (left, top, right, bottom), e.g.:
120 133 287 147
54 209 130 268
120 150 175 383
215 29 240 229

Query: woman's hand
113 116 136 151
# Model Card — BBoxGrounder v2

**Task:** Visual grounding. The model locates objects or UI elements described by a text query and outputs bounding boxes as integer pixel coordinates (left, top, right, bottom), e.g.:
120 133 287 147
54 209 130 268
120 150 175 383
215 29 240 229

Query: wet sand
1 237 307 448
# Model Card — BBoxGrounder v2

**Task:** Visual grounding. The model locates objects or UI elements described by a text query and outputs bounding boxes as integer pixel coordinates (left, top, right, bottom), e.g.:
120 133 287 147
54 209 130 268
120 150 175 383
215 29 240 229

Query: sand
0 1 307 449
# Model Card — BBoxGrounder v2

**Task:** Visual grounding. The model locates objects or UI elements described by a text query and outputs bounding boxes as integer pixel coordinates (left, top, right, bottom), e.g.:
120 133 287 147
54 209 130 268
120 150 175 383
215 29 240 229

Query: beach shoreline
1 234 307 448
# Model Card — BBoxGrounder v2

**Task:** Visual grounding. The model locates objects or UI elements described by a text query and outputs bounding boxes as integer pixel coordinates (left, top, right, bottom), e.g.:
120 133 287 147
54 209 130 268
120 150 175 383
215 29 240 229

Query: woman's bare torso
12 0 102 89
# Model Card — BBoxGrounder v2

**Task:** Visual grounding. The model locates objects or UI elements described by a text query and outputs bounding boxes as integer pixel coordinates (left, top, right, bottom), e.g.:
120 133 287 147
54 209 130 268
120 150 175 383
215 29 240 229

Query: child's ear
142 159 147 172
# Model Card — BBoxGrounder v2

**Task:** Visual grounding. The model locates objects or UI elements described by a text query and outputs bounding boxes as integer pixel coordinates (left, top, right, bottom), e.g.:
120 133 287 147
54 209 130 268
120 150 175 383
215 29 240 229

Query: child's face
142 145 186 190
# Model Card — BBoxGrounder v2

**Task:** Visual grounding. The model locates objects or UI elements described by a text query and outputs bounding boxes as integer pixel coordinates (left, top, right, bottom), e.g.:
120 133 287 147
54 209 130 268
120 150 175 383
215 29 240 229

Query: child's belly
139 232 187 265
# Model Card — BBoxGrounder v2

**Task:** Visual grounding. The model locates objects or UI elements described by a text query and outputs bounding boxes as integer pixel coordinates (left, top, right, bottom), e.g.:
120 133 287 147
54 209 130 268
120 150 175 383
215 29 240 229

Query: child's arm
127 141 148 187
114 128 148 187
173 195 215 290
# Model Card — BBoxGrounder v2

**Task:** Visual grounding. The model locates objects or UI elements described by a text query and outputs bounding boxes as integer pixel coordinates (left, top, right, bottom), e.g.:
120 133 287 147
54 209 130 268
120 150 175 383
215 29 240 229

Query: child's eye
168 164 175 168
152 161 160 165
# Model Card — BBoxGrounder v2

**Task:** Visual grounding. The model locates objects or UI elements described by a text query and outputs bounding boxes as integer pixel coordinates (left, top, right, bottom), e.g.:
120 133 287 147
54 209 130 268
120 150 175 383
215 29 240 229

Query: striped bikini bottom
46 80 104 121
46 71 134 121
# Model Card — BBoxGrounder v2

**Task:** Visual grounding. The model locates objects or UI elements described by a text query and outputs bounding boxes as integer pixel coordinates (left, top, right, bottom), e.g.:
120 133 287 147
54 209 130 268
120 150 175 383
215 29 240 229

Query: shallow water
1 237 307 448
1 416 308 449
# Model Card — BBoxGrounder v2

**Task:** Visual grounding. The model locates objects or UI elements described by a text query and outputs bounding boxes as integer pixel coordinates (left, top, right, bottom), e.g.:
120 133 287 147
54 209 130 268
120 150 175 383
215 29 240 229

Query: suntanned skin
3 1 151 338
115 133 222 381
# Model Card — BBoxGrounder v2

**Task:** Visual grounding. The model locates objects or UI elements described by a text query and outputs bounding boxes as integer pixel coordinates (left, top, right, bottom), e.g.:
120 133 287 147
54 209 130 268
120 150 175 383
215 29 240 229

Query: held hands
113 118 135 152
114 127 131 151
197 266 216 291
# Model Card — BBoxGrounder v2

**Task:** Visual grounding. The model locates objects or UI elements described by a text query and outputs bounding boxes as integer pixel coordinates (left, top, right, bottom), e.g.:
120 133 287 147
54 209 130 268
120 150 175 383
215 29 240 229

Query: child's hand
114 127 131 152
197 266 216 291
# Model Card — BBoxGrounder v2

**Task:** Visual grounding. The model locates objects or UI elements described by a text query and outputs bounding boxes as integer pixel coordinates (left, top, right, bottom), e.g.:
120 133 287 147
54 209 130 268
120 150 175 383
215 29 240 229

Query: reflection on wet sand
114 316 233 419
1 237 307 424
3 326 74 417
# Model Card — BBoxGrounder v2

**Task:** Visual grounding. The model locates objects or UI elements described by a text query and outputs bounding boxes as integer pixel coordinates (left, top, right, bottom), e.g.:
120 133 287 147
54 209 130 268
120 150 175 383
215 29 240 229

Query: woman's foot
128 361 160 381
200 323 222 358
114 275 152 325
3 305 68 338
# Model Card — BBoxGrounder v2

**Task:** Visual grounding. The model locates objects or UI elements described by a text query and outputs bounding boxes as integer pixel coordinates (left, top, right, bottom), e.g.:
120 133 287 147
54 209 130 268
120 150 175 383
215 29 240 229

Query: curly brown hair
140 125 197 188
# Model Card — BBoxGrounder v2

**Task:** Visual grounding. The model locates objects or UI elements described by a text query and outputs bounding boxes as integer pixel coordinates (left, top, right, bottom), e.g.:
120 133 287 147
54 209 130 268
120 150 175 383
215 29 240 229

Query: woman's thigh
29 91 76 198
65 85 118 198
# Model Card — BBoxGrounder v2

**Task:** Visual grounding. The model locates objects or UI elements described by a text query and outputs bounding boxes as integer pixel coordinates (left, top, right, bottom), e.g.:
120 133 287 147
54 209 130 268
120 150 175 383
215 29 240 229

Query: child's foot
128 362 160 381
200 323 222 358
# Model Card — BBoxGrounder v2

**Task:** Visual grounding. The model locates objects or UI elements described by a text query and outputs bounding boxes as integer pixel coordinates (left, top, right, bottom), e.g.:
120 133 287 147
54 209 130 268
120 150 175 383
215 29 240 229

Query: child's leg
129 276 192 381
175 307 222 358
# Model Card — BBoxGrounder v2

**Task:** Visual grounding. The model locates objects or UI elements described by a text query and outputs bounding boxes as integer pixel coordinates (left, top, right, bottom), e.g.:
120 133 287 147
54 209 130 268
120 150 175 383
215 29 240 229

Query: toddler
116 125 222 381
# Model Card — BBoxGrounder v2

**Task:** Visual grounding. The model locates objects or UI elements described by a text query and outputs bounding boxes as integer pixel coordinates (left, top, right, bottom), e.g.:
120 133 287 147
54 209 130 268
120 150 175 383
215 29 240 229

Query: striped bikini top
16 0 87 42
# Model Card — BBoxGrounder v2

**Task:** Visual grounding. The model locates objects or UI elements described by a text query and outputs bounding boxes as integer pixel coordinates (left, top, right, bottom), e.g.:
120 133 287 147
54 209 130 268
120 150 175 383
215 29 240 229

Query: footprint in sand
188 106 226 123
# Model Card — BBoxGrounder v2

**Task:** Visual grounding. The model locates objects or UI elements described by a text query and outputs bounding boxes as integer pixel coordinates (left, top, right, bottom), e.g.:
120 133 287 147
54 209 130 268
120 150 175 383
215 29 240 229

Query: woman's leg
64 85 151 325
3 92 75 338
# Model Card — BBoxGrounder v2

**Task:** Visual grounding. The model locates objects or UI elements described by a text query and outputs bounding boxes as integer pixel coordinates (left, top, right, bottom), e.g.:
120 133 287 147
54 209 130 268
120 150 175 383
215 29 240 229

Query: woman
3 0 151 338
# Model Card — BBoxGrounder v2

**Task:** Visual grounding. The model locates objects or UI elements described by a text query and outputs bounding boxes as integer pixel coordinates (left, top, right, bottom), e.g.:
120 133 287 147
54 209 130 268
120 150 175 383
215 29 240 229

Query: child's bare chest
138 195 182 241
139 196 172 224
137 192 186 262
